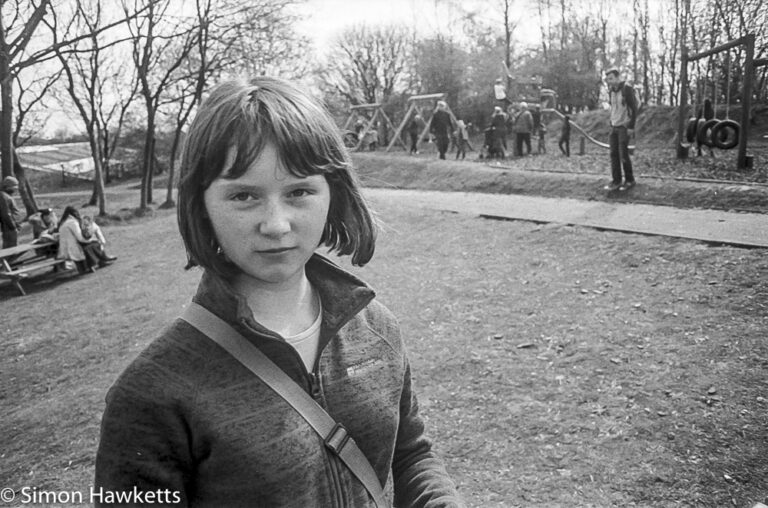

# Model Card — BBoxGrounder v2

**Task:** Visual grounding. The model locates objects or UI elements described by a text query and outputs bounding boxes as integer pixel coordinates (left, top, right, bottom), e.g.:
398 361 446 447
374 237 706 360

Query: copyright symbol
0 488 15 502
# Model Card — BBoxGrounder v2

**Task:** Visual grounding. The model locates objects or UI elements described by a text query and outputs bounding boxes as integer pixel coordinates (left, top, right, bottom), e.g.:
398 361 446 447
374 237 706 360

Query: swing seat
711 120 740 150
697 119 719 147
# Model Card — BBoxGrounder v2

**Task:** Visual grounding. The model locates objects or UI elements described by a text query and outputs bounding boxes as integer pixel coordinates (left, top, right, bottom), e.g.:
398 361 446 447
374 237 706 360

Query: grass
1 188 767 507
353 147 768 214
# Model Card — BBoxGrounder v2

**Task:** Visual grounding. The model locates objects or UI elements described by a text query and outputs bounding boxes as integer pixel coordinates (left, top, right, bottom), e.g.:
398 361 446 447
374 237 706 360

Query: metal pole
737 34 754 170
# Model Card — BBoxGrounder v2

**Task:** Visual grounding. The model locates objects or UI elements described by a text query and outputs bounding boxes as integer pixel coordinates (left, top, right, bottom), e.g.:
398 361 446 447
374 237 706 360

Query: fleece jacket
94 254 464 508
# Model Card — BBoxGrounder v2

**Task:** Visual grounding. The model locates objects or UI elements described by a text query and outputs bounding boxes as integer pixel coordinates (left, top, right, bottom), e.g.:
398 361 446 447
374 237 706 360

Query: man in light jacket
604 68 638 191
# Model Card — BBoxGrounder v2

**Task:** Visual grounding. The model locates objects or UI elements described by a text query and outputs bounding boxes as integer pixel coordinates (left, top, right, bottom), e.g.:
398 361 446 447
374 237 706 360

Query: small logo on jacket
346 358 379 378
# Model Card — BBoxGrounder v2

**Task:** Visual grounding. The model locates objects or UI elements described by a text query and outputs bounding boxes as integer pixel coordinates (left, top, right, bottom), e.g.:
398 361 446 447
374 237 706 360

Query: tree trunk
86 129 107 215
161 128 183 208
88 179 98 206
140 109 155 210
147 135 155 204
0 20 13 180
13 148 38 216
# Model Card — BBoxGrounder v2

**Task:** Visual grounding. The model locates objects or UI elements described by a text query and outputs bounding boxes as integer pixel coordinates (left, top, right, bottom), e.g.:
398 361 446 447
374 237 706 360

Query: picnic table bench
0 239 67 296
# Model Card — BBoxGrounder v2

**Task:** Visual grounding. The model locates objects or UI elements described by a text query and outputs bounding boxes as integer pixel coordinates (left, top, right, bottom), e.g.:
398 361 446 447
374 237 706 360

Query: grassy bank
353 151 768 213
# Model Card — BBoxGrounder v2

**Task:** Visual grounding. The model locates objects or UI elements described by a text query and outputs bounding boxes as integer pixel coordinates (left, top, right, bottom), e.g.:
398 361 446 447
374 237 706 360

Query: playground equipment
341 103 402 152
500 61 544 104
542 108 637 152
386 93 457 152
684 46 741 152
499 70 634 154
677 33 768 169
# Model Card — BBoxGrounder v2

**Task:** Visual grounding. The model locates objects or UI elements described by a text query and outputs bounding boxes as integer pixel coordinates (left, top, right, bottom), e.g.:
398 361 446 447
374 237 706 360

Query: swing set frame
385 93 457 152
342 103 402 152
677 33 767 169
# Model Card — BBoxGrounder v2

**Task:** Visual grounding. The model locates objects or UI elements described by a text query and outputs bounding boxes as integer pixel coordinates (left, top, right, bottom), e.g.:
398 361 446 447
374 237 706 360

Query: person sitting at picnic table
26 208 59 258
82 215 107 250
57 206 116 273
29 208 58 240
82 214 118 267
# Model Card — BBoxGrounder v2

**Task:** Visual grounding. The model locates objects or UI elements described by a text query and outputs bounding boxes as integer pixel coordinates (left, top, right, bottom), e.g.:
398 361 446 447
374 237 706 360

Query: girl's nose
258 200 291 237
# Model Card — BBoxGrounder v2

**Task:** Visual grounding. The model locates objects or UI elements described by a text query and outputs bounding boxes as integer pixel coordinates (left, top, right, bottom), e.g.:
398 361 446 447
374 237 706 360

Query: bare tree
1 0 147 214
122 0 199 210
47 0 142 216
223 0 308 79
321 25 413 105
12 68 61 147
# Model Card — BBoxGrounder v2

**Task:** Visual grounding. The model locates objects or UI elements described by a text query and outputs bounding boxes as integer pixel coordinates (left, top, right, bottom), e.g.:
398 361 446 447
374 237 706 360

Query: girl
94 77 463 508
57 206 114 273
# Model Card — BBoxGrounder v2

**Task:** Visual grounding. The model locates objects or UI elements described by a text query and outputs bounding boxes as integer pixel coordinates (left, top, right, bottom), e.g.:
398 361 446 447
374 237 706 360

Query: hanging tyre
685 117 698 143
710 119 740 150
697 119 719 147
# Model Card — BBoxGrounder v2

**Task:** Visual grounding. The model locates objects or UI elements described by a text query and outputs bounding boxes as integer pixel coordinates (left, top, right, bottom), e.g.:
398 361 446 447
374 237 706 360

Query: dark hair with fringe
177 76 377 280
605 68 620 78
58 205 81 230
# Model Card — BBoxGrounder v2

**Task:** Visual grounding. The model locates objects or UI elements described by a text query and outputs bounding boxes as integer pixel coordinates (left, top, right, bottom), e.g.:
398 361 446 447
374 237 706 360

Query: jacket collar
192 253 376 340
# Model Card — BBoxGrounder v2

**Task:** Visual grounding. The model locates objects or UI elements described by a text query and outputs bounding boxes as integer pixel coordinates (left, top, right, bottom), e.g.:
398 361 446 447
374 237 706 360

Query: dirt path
363 188 768 248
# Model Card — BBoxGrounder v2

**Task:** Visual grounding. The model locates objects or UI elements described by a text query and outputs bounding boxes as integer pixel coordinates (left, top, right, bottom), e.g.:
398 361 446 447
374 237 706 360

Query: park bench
0 241 68 296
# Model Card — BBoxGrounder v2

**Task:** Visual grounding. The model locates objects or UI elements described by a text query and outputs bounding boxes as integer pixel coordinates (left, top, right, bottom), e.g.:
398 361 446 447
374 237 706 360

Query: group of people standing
411 100 566 162
405 101 473 160
402 67 637 193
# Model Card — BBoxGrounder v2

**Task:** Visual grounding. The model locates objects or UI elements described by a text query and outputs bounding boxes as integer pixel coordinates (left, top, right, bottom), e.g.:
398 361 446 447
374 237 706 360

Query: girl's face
203 142 331 288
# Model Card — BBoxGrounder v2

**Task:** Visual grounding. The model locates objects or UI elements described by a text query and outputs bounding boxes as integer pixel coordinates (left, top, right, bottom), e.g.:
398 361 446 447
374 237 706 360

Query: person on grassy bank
455 119 472 160
513 102 533 156
490 106 508 154
408 114 426 154
94 77 464 508
604 68 638 191
431 100 453 160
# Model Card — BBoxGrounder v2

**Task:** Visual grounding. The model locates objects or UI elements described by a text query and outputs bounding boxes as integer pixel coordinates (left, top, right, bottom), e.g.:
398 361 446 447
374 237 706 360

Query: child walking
455 119 471 160
94 77 464 508
537 124 547 154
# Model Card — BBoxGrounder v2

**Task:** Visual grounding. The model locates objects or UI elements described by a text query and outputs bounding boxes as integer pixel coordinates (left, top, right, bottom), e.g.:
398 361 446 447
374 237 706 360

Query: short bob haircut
177 76 377 280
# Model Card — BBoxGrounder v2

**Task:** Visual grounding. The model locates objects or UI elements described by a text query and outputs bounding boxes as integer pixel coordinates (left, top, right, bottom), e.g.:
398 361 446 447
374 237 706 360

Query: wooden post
579 137 585 155
737 33 754 170
419 103 440 147
386 102 415 152
677 46 689 159
378 108 405 150
354 108 380 151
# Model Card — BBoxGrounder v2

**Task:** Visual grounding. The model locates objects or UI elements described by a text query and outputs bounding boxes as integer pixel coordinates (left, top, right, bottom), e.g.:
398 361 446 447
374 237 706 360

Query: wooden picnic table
0 238 66 296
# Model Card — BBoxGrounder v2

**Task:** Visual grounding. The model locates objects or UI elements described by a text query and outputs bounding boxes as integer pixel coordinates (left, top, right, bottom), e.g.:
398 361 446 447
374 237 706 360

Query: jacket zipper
310 369 347 507
242 319 347 506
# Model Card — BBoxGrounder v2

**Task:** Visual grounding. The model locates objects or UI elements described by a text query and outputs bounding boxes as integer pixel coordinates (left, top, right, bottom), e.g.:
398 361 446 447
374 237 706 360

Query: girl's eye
231 192 252 201
289 189 312 198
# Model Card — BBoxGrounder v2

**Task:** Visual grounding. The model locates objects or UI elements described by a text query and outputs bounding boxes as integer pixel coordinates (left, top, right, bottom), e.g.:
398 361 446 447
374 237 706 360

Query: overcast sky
294 0 543 55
